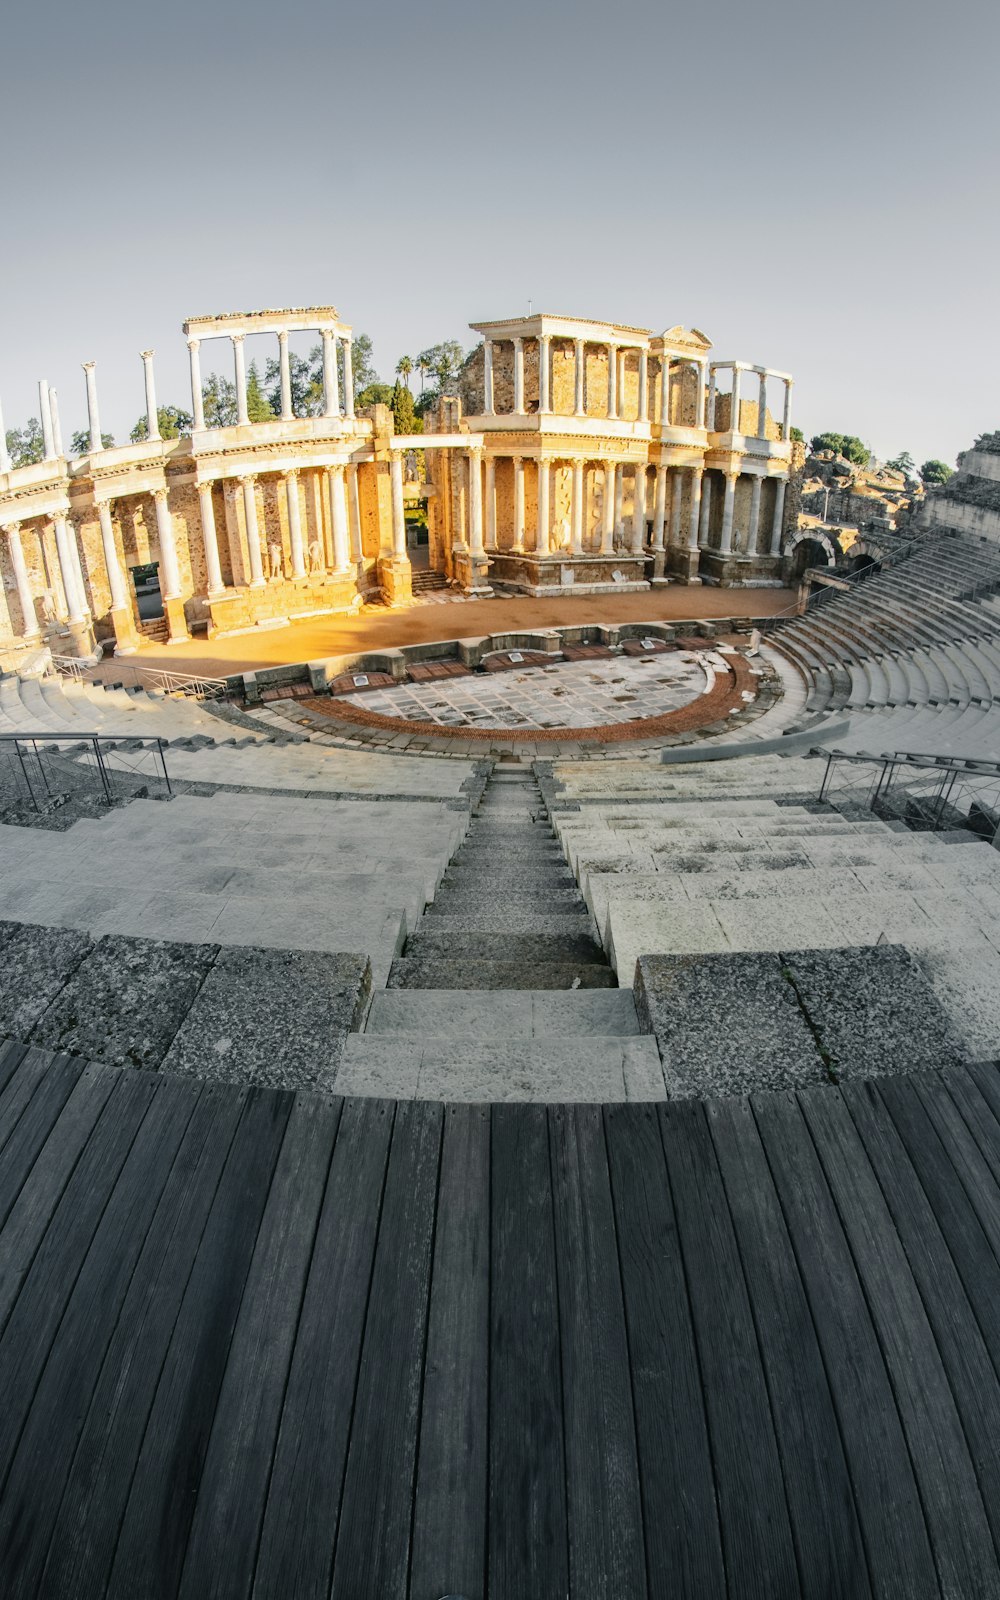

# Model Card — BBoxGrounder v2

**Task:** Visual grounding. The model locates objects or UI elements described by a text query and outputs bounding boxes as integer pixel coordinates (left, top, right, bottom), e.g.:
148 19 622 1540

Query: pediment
660 325 713 352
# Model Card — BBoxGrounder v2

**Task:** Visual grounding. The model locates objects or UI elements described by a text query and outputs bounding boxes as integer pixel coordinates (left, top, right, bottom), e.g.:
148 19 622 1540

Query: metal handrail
46 656 227 698
0 731 171 811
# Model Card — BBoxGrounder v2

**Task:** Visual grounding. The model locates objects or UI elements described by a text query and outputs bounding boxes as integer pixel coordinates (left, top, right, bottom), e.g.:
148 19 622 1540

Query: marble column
631 466 646 552
659 357 670 427
347 464 363 564
485 457 497 550
141 352 161 441
687 468 703 553
638 350 649 422
571 459 585 555
38 381 55 460
329 465 351 569
729 367 742 435
96 500 131 610
483 339 494 415
782 381 793 442
652 465 668 550
188 339 205 430
153 488 182 598
699 475 713 548
512 456 525 550
669 471 683 547
536 459 550 555
285 471 306 577
707 368 717 431
83 362 103 452
390 454 407 559
513 338 525 414
232 336 249 426
748 473 763 550
53 515 85 623
607 345 618 419
240 477 265 586
342 339 355 418
49 391 64 458
770 478 787 556
757 372 768 439
538 336 550 414
197 483 225 596
695 363 707 429
601 463 616 555
322 330 340 418
719 472 737 555
468 451 484 556
278 331 293 421
574 339 586 417
613 461 624 545
3 525 40 637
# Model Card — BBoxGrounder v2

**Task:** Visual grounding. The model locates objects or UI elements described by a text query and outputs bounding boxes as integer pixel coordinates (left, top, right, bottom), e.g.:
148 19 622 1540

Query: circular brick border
300 652 760 746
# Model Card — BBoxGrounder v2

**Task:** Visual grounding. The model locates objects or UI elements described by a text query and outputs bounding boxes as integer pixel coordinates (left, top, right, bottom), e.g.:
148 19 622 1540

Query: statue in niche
40 589 57 625
268 540 283 580
556 517 571 551
307 537 324 574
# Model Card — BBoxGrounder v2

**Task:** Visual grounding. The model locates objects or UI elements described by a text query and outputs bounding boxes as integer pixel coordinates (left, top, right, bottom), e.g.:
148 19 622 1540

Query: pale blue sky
2 0 997 466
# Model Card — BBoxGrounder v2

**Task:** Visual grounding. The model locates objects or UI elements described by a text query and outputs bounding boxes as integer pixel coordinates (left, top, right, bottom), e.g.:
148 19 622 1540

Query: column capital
231 332 246 346
140 349 155 361
82 360 95 374
196 475 216 490
283 465 298 481
512 335 523 347
2 521 20 536
152 485 169 504
186 337 200 352
238 472 257 487
511 453 523 466
572 455 586 468
277 329 288 343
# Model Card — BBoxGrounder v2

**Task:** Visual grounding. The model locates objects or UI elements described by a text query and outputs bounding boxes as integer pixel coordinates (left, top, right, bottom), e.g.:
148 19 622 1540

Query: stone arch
783 527 838 567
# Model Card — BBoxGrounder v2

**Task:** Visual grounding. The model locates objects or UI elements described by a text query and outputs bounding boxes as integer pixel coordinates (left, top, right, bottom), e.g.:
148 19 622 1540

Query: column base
378 555 413 608
453 550 493 596
162 596 190 644
666 547 703 585
110 605 142 655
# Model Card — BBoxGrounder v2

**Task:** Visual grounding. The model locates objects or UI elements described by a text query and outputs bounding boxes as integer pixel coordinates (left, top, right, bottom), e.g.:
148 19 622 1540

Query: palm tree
396 355 413 390
416 356 429 394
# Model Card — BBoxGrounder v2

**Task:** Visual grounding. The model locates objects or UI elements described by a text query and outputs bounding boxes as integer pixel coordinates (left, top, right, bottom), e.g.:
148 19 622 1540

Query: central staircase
337 766 666 1100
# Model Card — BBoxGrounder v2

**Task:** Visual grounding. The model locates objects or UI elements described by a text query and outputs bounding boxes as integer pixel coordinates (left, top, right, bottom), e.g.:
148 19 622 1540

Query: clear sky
2 0 997 467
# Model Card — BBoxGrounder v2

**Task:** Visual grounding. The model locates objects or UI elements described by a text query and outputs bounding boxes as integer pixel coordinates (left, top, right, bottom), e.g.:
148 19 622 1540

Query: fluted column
574 339 586 417
652 465 668 550
613 461 624 545
188 339 205 430
719 471 737 554
468 450 484 556
328 465 351 569
278 331 293 420
285 471 306 577
729 366 742 435
638 349 649 422
782 381 793 442
232 336 249 426
83 362 103 451
53 516 85 622
483 340 494 415
659 357 670 427
141 352 161 441
485 457 497 550
49 390 64 458
4 525 40 637
631 466 646 553
390 454 407 559
513 338 525 414
240 476 265 586
699 475 713 548
38 381 55 460
197 483 225 596
152 488 182 597
669 471 683 547
322 330 340 418
538 336 550 413
341 338 355 418
536 460 550 555
512 456 525 549
570 459 585 555
770 478 788 556
695 363 707 429
748 473 763 550
96 500 131 610
601 462 616 555
707 368 717 430
347 464 363 563
607 344 618 419
687 468 703 552
757 372 768 439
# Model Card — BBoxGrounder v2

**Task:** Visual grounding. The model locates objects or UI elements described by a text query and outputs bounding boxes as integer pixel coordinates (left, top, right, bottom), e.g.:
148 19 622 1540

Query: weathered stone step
367 988 641 1036
335 1035 664 1099
403 929 606 963
387 958 617 990
430 884 585 910
419 910 595 933
444 865 575 886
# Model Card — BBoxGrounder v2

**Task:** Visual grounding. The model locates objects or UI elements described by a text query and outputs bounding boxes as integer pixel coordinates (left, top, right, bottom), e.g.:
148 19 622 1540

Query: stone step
403 929 607 963
443 865 575 886
418 910 595 933
334 1034 664 1100
366 988 641 1037
430 885 585 911
386 958 617 990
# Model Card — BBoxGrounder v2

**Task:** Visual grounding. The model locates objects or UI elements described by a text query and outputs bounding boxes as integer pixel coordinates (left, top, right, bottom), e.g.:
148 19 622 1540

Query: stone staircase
410 568 449 594
337 766 666 1100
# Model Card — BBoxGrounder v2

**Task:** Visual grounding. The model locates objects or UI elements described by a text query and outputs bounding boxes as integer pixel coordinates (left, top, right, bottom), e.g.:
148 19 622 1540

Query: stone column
347 464 363 563
240 476 265 586
83 362 103 451
669 470 683 547
197 483 225 596
699 475 713 548
748 473 763 550
687 468 703 552
652 465 668 550
659 356 670 426
278 331 293 421
719 471 737 554
601 462 616 555
538 336 550 413
574 339 586 417
3 525 40 637
285 471 306 577
468 450 485 556
513 338 525 414
152 487 182 597
329 465 351 569
729 366 742 435
570 459 585 555
782 381 793 441
613 461 624 544
49 391 65 458
770 478 787 556
95 500 131 611
512 456 525 549
483 339 494 415
0 398 11 473
607 344 618 419
232 336 249 426
695 363 707 429
631 466 646 553
38 381 55 459
188 339 205 430
390 454 407 559
141 352 161 441
485 457 497 550
322 329 340 418
536 459 550 555
757 372 768 439
707 368 717 430
53 515 86 623
638 349 649 422
342 339 355 418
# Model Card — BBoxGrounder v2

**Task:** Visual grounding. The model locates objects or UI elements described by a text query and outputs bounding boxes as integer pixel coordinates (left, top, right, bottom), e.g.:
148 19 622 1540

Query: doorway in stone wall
130 561 164 620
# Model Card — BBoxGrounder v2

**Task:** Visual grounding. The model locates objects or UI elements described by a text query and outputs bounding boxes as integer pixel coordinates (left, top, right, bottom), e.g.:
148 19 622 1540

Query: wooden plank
846 1076 1000 1565
0 1074 200 1600
177 1092 342 1600
38 1081 247 1600
752 1089 939 1599
603 1102 724 1598
706 1095 871 1597
661 1099 800 1598
966 1060 1000 1136
330 1098 442 1600
549 1103 646 1600
252 1096 394 1599
802 1083 998 1598
105 1084 293 1600
949 1063 1000 1194
0 1051 85 1240
910 1069 1000 1267
0 1041 28 1110
0 1068 157 1491
409 1103 490 1600
488 1102 569 1600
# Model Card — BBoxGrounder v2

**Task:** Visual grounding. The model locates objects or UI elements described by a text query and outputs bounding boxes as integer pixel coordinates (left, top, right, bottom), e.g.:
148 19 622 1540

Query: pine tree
245 361 275 422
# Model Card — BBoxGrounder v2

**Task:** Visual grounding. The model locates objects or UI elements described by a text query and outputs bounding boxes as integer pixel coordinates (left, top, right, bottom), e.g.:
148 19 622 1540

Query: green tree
391 381 421 436
4 419 44 466
395 354 413 389
262 351 323 417
130 405 193 442
416 340 465 391
245 360 274 422
71 428 115 454
887 451 916 476
346 332 379 393
810 432 870 467
790 426 804 443
202 373 238 428
920 459 953 486
354 382 394 410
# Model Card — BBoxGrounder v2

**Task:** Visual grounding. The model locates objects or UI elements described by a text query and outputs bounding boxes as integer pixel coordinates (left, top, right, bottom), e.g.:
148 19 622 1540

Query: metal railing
814 744 1000 844
0 731 171 813
47 655 227 699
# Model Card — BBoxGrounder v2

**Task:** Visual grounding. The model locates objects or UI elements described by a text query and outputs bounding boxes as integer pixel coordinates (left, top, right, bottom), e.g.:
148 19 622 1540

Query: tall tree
391 381 420 436
262 351 323 417
395 355 413 389
4 419 44 466
202 373 238 428
245 360 275 422
920 459 953 486
71 428 115 453
130 405 192 442
887 451 916 476
810 432 870 468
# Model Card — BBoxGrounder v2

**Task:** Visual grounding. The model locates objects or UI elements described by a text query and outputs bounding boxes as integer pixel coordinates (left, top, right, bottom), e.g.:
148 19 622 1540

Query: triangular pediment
660 325 713 353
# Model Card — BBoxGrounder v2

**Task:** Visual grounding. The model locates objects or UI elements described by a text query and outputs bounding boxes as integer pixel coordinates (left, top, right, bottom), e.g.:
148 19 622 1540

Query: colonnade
480 335 707 427
186 326 356 432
